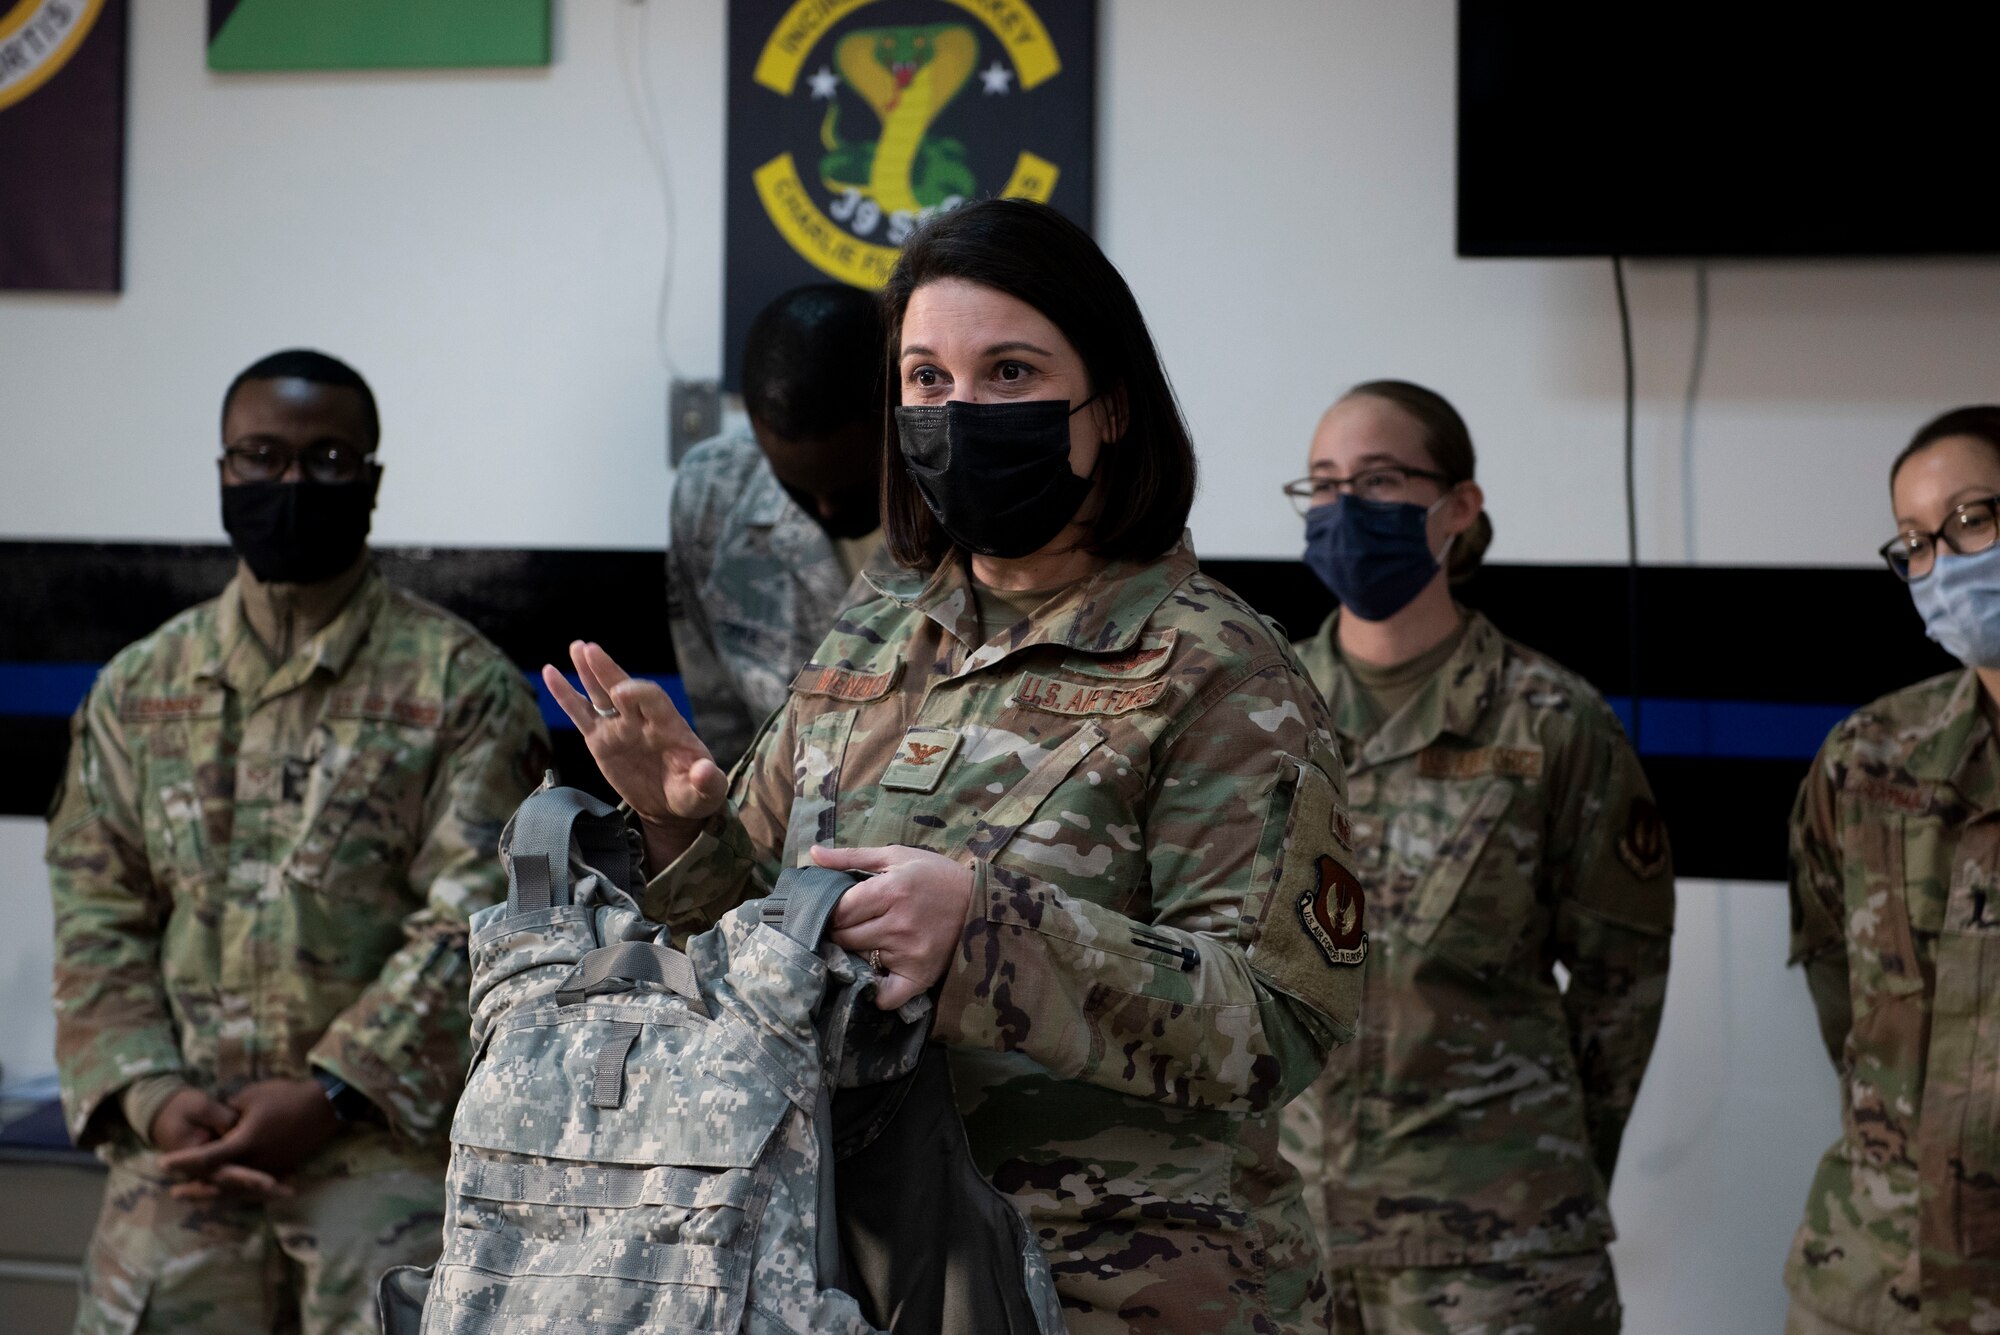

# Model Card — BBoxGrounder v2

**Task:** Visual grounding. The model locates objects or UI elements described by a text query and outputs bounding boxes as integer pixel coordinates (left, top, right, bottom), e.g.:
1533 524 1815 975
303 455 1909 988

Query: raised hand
541 641 730 868
813 844 974 1010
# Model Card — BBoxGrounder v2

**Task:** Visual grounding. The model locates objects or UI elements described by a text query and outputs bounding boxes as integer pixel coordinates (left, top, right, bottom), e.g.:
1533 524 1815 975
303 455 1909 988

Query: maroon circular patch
1299 853 1367 966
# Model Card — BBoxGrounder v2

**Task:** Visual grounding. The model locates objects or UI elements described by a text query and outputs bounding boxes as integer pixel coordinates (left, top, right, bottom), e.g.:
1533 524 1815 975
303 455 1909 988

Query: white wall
1610 880 1838 1334
0 1 1974 1330
0 817 58 1092
5 1 1999 560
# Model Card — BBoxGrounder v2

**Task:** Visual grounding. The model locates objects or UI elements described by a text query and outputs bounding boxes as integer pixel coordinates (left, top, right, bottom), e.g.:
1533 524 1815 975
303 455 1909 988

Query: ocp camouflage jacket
1788 668 2000 1335
667 429 892 771
1282 609 1675 1268
48 565 549 1153
646 538 1366 1335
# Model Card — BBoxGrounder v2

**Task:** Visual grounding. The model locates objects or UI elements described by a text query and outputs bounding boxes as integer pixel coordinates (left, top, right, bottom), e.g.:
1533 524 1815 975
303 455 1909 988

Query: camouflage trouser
1330 1250 1621 1335
74 1136 446 1335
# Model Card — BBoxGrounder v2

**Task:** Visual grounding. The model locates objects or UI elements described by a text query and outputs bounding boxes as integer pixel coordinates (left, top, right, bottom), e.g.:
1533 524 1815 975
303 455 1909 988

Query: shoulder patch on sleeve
1616 796 1670 880
1300 853 1368 966
1246 754 1366 1035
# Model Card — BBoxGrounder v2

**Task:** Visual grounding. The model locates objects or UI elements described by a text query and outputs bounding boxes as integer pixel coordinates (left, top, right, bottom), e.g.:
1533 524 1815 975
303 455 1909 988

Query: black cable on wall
1613 255 1642 747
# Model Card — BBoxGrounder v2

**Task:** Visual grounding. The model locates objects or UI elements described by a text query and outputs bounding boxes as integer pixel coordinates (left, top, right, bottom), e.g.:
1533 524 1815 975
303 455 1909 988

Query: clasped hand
545 641 972 1008
153 1078 340 1200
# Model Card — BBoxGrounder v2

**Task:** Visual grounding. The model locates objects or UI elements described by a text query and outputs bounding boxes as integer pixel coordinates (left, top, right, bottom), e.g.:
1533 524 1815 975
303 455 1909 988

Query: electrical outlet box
668 379 721 465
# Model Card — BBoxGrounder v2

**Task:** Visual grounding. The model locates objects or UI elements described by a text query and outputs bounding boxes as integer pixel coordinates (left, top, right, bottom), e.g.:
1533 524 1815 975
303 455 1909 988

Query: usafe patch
790 662 902 702
1012 673 1168 718
1616 795 1670 879
1300 853 1368 967
1418 745 1544 781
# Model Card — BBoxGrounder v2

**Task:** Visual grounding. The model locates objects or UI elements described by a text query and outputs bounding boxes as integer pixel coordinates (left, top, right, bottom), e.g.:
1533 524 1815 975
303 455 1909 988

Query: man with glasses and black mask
668 284 894 770
46 349 548 1334
1785 405 2000 1335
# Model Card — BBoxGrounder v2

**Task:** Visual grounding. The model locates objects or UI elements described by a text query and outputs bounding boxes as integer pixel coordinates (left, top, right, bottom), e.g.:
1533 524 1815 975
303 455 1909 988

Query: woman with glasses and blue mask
1276 380 1675 1335
1784 406 2000 1335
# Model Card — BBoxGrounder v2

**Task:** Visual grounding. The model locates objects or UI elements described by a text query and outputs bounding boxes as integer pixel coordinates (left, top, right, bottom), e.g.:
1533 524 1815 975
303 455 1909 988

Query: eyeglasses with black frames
1281 464 1450 517
219 441 375 486
1879 494 2000 582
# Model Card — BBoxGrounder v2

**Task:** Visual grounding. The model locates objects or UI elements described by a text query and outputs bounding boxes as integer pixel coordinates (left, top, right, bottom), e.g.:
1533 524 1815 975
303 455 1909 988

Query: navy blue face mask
1303 494 1451 622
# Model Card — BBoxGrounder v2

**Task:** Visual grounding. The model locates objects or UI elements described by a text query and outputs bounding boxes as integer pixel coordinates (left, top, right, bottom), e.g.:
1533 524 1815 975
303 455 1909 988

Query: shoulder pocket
782 708 861 865
1840 805 1924 1004
1243 753 1365 1036
1403 781 1522 978
1066 630 1178 681
282 734 411 888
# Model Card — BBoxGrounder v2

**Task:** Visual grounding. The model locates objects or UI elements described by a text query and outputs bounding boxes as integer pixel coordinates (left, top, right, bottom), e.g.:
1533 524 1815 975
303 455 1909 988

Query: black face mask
894 398 1096 559
221 473 378 584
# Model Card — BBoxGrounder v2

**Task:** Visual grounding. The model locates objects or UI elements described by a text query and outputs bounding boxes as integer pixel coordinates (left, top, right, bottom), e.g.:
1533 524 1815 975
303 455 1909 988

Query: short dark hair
1890 405 2000 487
222 349 380 446
741 284 886 441
879 199 1197 569
1343 379 1493 584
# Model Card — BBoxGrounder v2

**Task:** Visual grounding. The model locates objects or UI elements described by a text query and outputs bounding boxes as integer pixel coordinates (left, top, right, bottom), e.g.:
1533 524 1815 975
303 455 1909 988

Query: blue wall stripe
535 673 691 731
0 664 101 718
1607 697 1848 761
0 663 691 735
4 660 1838 758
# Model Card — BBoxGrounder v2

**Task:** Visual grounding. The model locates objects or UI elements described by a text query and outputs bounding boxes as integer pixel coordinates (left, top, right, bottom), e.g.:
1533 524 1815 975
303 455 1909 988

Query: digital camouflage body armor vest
380 785 1062 1334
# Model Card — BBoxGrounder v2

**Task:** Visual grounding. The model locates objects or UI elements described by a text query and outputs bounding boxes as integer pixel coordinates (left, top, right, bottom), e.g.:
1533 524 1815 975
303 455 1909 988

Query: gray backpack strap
556 940 708 1017
588 1022 646 1109
754 864 867 1293
506 787 625 914
758 864 867 948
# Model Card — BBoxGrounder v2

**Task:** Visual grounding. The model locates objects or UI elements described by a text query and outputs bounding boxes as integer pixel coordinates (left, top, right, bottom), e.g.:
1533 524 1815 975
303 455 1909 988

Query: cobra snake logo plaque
0 0 108 112
725 0 1095 382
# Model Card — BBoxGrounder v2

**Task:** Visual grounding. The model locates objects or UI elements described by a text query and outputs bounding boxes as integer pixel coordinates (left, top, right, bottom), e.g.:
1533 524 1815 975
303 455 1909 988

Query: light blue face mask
1911 543 2000 668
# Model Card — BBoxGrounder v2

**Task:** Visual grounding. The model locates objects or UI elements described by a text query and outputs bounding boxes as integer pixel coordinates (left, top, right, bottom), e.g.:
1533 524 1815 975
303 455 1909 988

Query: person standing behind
1785 406 2000 1335
668 284 892 771
48 349 549 1335
1278 381 1675 1334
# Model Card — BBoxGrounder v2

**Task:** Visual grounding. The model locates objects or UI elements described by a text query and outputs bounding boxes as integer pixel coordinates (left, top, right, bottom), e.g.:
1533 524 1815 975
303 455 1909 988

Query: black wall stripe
2 541 1957 882
1200 559 1956 705
0 541 675 672
1203 558 1956 884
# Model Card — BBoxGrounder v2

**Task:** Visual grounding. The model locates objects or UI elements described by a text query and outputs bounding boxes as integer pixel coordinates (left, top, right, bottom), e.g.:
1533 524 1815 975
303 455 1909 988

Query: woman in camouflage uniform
1785 406 2000 1335
546 201 1367 1335
1277 382 1676 1334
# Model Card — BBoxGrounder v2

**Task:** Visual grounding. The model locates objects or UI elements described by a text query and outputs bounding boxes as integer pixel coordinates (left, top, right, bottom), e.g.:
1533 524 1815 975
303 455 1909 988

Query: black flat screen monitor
1457 3 2000 258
